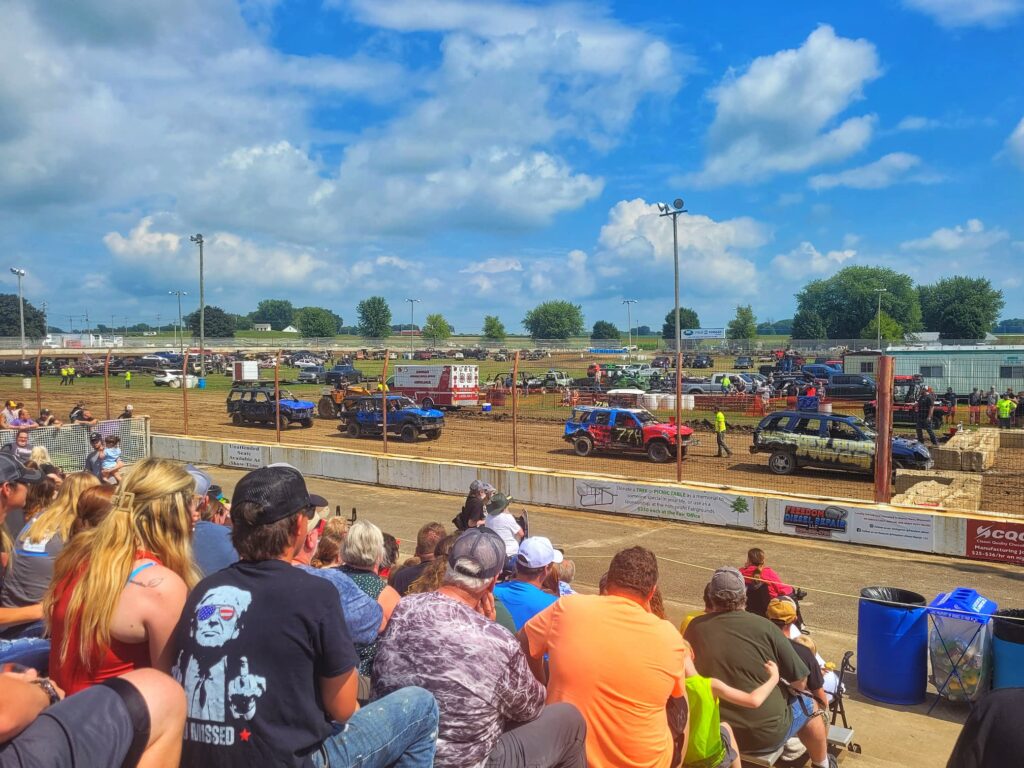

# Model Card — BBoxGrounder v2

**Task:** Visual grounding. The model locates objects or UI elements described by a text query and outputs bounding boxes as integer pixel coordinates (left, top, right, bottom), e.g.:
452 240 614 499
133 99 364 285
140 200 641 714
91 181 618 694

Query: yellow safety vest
125 371 132 380
715 411 727 433
997 399 1015 418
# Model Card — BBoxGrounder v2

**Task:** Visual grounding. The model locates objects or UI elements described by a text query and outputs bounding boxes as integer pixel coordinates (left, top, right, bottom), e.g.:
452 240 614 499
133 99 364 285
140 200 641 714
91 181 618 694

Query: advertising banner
772 500 853 542
574 480 757 528
769 499 935 551
966 519 1024 566
681 328 726 339
851 508 934 552
225 444 265 470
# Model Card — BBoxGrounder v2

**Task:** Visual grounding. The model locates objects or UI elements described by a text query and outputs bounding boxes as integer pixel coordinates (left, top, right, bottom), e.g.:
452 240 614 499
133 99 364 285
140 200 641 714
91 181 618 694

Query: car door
790 415 826 465
611 411 643 448
824 419 873 471
252 390 272 419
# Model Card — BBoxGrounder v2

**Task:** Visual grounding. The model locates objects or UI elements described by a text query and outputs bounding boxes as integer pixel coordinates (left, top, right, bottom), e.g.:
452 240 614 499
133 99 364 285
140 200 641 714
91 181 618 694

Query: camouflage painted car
563 406 693 463
227 384 315 428
750 410 932 476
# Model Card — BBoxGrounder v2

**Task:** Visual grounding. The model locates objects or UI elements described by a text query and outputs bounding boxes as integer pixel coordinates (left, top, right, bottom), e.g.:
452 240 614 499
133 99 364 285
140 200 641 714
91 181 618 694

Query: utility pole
156 313 161 335
405 298 421 350
67 315 75 334
41 301 47 337
874 288 887 350
190 234 205 376
9 268 26 359
622 299 638 362
169 290 187 355
658 198 687 482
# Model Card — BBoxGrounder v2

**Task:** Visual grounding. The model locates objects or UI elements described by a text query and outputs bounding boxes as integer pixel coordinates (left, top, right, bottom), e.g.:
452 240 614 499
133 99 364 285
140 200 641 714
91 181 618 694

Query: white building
252 323 272 332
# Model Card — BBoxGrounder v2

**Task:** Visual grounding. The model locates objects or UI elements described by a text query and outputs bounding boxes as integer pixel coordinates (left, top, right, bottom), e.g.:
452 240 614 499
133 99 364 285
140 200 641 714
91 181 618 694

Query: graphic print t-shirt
171 559 358 767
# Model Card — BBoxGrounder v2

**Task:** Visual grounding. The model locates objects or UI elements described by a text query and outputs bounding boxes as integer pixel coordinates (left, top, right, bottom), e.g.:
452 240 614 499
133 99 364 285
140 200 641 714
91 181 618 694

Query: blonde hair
29 445 51 465
793 634 817 655
20 472 99 546
45 458 200 671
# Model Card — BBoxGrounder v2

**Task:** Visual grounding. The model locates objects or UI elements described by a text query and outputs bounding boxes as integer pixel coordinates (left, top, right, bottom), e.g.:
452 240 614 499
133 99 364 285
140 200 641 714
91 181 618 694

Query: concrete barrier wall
150 434 1023 566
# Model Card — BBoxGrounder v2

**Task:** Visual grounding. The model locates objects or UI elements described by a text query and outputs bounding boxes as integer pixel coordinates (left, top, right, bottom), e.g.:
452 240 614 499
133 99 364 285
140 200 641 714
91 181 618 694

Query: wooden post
103 349 112 420
874 355 894 503
512 351 520 468
274 349 282 444
182 350 190 436
380 351 391 454
34 348 42 415
675 349 683 482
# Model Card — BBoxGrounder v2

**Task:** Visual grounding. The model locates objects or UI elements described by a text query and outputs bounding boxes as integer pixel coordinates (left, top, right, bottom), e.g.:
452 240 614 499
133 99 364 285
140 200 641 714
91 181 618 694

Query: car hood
892 437 931 458
280 398 315 409
649 423 694 437
400 407 444 418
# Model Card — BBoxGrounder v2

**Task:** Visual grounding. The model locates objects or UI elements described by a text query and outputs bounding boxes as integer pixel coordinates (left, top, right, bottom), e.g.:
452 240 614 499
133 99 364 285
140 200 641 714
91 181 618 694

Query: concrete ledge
999 429 1024 449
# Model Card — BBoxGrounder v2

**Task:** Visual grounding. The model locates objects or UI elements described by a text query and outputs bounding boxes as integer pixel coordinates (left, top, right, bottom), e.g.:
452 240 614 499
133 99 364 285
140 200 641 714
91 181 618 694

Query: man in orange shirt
521 546 688 768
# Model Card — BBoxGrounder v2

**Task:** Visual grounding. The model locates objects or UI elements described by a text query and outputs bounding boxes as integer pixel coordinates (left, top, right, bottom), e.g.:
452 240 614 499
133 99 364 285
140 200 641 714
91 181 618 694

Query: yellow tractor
317 384 374 419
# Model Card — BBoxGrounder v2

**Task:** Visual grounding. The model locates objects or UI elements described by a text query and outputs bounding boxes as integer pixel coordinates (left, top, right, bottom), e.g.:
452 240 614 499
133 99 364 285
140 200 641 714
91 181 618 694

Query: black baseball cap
232 465 318 525
90 432 103 443
448 527 505 580
0 454 42 485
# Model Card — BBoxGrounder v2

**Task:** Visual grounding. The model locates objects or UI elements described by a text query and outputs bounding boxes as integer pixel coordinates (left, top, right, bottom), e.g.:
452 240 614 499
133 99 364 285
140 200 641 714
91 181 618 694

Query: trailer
390 364 479 409
844 346 1024 396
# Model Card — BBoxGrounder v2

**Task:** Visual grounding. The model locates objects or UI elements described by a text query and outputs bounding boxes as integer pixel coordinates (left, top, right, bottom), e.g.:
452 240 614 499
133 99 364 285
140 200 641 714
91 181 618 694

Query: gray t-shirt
84 450 103 479
0 524 65 632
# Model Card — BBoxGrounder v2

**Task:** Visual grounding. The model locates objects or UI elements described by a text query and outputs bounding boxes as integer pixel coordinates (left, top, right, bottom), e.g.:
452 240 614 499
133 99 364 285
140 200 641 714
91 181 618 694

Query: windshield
279 389 297 400
635 409 657 424
847 416 876 438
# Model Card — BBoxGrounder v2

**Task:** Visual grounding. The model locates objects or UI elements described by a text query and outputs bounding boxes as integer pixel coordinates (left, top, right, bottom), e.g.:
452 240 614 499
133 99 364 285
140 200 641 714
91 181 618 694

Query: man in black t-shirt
390 522 446 596
454 480 491 530
766 599 827 712
948 687 1024 767
171 465 439 768
916 387 938 445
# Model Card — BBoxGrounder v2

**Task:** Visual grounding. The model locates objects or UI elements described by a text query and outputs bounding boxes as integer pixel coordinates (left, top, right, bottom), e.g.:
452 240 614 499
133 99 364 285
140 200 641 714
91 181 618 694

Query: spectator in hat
1 401 18 429
521 546 687 768
118 404 135 419
684 567 833 768
83 433 105 480
390 522 447 596
455 479 491 530
374 526 587 768
766 598 827 712
484 492 523 568
68 403 96 427
2 430 34 463
170 464 439 767
187 466 239 578
45 460 200 695
37 409 61 427
494 536 562 630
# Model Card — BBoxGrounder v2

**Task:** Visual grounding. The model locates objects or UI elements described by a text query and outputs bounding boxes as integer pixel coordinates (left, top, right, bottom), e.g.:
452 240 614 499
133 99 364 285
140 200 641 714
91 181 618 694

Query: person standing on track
124 370 131 389
715 407 732 458
916 386 939 446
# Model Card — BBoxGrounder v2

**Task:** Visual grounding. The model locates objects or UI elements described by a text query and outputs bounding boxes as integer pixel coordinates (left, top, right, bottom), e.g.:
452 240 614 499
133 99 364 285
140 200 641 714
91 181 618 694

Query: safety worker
59 365 66 385
376 376 389 394
124 370 132 389
996 392 1016 429
68 364 76 385
715 406 732 458
721 374 732 393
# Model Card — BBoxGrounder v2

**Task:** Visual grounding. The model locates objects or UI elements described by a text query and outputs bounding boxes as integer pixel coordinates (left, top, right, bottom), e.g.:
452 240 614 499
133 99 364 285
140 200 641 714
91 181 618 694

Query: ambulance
390 365 480 409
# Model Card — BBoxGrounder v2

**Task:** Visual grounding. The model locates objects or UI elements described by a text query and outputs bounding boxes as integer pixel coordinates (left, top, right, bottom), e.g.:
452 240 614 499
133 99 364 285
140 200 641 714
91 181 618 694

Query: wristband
30 677 61 706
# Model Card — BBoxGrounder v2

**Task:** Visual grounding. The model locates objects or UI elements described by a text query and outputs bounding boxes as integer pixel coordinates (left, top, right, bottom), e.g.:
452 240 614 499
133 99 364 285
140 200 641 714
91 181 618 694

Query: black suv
227 384 316 428
325 364 364 386
692 354 714 369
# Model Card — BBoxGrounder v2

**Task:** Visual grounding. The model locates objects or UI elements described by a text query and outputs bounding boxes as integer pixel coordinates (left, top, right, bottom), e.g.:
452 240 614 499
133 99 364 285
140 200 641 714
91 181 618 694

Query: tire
346 421 359 438
232 413 243 426
300 418 313 429
169 379 181 389
768 451 796 475
400 424 418 443
647 440 671 463
421 398 435 410
573 435 594 457
426 430 442 440
317 397 336 419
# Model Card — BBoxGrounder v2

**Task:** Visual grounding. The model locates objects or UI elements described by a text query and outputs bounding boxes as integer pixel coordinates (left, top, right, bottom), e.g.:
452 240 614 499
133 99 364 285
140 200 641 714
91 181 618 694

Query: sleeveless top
49 552 162 695
683 675 728 768
338 565 386 675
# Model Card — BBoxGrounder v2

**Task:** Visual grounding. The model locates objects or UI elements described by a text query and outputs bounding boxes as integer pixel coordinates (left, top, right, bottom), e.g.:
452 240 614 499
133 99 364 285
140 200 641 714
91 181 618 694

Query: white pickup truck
682 372 756 395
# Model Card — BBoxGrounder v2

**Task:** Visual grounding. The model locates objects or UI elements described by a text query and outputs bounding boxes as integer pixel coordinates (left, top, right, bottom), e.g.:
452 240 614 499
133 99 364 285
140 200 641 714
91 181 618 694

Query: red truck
563 405 693 463
863 374 950 428
389 364 479 409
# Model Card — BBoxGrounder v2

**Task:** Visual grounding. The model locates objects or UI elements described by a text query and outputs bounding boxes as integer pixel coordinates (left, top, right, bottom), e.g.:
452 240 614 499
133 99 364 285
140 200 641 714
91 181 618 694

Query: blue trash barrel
858 587 928 704
992 609 1024 690
197 377 206 390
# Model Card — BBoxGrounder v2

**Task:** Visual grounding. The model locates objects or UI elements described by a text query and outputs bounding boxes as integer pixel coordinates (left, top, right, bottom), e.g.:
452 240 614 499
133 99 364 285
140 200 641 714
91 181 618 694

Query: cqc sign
681 328 726 339
966 520 1024 566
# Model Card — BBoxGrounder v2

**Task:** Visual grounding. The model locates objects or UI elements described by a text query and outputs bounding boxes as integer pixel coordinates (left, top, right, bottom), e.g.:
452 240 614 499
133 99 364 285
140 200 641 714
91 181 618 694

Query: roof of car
571 405 647 413
766 410 860 423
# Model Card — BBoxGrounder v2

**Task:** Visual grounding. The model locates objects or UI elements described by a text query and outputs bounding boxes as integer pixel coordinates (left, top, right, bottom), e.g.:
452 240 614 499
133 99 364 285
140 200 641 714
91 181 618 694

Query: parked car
540 370 573 388
152 370 198 388
563 406 693 463
297 365 327 384
324 364 364 386
338 395 444 442
750 410 932 476
682 372 755 395
226 384 316 428
824 374 876 400
734 356 753 369
652 356 672 369
692 354 714 369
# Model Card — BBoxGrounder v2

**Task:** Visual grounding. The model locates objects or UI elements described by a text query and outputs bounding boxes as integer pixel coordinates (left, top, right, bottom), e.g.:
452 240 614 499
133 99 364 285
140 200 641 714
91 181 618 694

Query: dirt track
33 384 1024 513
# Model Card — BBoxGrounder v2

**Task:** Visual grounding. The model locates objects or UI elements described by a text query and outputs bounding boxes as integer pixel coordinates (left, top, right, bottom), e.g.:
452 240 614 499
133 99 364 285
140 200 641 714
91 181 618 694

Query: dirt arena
31 380 1024 514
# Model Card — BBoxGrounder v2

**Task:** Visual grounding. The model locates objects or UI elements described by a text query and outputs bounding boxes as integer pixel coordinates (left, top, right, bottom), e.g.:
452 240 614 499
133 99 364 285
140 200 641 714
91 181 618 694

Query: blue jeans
0 637 50 673
313 687 438 768
784 695 815 741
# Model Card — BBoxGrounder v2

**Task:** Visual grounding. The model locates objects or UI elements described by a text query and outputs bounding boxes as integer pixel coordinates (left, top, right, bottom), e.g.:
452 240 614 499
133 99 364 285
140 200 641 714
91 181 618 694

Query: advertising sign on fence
574 480 757 528
225 444 265 470
681 328 726 339
769 499 935 550
966 519 1024 565
851 508 934 552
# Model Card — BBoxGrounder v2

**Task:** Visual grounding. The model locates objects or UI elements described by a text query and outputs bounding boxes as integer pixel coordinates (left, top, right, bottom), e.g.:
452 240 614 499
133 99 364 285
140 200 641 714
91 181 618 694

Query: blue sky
1 0 1022 333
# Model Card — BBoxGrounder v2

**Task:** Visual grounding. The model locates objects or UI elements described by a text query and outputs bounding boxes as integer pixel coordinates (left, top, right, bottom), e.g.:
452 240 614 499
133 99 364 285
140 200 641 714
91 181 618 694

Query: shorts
0 677 150 768
713 723 739 768
783 695 816 742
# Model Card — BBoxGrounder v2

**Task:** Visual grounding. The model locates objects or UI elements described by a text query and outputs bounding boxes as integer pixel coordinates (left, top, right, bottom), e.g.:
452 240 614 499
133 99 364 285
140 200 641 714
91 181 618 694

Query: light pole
405 298 421 350
658 198 687 482
9 268 25 359
874 288 887 349
169 290 187 355
190 234 205 377
622 299 638 361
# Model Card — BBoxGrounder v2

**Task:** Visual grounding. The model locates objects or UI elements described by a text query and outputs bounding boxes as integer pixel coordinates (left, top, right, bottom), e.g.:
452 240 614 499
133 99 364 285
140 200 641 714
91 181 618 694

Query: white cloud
770 242 856 276
896 116 941 132
1007 118 1024 169
900 218 1010 252
462 258 524 274
686 25 881 187
903 0 1023 28
103 217 181 256
808 152 942 190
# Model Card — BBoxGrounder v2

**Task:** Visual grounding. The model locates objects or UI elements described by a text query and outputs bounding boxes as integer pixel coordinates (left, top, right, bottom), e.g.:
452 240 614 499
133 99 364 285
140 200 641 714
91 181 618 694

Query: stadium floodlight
405 298 421 349
169 289 188 355
10 268 25 360
190 234 205 377
622 299 638 361
658 197 688 480
657 202 668 214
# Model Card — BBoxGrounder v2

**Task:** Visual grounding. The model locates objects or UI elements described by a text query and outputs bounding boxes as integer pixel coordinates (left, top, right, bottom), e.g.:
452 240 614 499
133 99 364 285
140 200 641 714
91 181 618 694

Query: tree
422 313 453 344
726 305 757 340
996 318 1024 334
184 306 235 338
859 310 904 342
790 308 828 340
918 277 1004 340
0 295 45 339
522 301 584 339
295 307 342 337
635 324 652 336
662 307 700 339
482 315 506 342
233 314 252 331
356 297 392 338
795 266 921 339
251 299 295 330
591 320 620 340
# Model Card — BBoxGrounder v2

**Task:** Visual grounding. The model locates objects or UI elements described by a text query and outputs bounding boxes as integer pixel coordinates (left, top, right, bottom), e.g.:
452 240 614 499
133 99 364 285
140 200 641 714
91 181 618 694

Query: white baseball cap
516 536 563 569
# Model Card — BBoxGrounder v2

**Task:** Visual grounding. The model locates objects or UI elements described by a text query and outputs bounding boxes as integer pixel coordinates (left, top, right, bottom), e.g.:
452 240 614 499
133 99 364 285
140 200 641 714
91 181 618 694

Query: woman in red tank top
45 458 201 694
